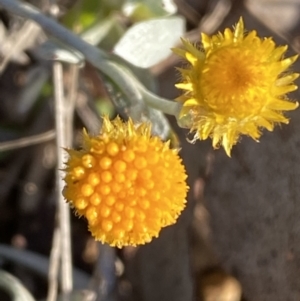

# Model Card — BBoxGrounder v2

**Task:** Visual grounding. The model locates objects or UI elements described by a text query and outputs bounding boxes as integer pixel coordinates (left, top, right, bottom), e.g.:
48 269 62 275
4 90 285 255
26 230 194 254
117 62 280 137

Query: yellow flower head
173 17 299 156
63 116 188 248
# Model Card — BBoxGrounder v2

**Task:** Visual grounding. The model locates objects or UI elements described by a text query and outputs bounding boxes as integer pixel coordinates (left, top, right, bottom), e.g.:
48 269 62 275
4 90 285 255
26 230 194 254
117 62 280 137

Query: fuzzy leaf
114 16 185 68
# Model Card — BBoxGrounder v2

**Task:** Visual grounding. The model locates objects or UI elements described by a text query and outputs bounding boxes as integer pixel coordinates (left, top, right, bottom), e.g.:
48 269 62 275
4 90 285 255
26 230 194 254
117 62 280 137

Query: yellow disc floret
173 17 299 156
63 116 188 248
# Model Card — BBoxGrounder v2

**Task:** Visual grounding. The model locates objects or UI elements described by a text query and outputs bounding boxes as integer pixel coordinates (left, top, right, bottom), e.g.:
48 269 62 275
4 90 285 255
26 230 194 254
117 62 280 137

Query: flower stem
141 88 182 117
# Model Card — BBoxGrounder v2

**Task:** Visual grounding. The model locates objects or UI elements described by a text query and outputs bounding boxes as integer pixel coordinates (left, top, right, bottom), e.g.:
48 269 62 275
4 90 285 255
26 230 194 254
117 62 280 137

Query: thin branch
75 92 101 134
53 61 73 293
65 65 79 145
0 19 42 74
173 0 202 26
47 3 72 300
199 0 232 34
46 224 61 301
0 130 55 152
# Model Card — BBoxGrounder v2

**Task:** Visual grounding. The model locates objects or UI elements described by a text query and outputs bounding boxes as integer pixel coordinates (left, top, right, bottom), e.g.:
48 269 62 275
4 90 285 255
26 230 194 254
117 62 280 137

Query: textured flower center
201 47 270 118
173 17 299 156
63 117 188 247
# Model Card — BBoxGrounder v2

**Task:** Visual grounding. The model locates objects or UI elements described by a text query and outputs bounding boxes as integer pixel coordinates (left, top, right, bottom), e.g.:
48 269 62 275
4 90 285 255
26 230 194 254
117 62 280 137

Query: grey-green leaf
114 16 185 68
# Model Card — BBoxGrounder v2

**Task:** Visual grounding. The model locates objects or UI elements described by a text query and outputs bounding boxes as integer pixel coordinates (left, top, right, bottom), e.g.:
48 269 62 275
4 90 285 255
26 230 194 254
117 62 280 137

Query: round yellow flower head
173 17 299 156
63 116 188 247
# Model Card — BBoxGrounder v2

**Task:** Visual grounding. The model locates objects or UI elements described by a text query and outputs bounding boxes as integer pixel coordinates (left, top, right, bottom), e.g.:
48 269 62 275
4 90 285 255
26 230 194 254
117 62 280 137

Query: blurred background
0 0 300 301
